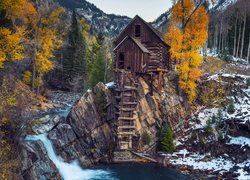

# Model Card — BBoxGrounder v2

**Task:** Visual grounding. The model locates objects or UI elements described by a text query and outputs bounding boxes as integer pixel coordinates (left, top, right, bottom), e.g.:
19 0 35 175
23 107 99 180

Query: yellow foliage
80 18 91 39
0 27 25 68
0 77 19 178
34 76 43 88
35 8 64 75
22 71 32 85
0 0 37 24
165 0 208 103
41 7 65 27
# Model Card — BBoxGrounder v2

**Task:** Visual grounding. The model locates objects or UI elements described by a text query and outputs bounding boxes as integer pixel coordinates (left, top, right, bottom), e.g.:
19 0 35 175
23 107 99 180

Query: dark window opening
135 25 141 37
118 52 125 69
122 136 129 142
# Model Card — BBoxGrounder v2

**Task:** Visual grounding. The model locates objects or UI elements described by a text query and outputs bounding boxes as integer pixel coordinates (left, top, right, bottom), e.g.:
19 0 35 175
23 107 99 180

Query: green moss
141 131 151 145
94 88 107 119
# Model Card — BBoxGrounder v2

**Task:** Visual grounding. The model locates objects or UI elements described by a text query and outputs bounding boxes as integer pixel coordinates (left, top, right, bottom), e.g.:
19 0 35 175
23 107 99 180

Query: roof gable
114 35 150 53
114 15 169 48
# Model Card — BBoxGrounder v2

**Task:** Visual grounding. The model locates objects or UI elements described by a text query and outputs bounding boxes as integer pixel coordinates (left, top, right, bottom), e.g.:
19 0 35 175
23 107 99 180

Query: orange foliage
35 7 64 75
165 0 208 103
0 0 37 24
0 27 25 68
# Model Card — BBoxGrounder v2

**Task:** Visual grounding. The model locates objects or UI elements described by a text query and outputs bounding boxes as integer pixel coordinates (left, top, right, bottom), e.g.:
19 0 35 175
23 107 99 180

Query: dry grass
201 56 227 76
222 63 250 76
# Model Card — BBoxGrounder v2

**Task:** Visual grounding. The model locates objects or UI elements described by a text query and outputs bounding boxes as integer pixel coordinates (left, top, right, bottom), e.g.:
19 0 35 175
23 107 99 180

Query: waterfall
26 134 115 180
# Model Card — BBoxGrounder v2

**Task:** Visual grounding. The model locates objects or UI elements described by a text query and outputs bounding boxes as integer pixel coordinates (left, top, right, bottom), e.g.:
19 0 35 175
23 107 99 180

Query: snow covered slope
208 0 238 11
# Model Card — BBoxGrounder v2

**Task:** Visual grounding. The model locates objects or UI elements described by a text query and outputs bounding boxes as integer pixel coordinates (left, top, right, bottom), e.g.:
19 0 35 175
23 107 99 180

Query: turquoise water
26 134 189 180
92 163 190 180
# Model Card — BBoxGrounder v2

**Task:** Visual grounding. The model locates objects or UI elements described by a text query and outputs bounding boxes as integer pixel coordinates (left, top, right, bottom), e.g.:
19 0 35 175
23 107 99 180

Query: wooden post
150 73 153 96
158 71 163 91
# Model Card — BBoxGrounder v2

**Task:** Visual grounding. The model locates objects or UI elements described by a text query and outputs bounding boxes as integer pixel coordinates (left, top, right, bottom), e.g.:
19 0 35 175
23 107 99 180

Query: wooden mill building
113 15 170 150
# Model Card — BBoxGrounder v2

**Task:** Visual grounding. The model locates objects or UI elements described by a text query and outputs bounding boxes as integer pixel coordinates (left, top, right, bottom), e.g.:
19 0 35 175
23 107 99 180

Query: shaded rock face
48 77 187 160
134 76 187 151
47 83 115 167
21 141 60 180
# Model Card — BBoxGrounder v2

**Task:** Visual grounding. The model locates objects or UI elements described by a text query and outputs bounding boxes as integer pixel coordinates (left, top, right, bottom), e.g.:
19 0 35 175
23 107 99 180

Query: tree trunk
240 11 246 60
221 32 224 53
104 50 108 84
247 36 250 63
218 21 222 55
214 26 217 53
233 13 238 57
32 47 37 92
236 22 242 58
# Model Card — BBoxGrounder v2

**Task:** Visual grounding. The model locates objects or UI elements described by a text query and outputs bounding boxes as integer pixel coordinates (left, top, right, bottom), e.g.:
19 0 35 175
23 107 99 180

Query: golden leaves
165 0 209 103
0 27 25 68
35 8 65 75
0 0 37 24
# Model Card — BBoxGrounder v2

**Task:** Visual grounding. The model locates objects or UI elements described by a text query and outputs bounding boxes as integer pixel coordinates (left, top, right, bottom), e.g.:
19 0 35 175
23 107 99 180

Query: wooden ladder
115 70 138 150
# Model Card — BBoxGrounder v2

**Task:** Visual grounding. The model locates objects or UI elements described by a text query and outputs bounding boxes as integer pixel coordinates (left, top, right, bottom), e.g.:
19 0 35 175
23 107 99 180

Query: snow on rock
174 140 183 147
170 150 234 173
193 108 219 129
105 81 116 89
207 73 250 82
227 136 250 148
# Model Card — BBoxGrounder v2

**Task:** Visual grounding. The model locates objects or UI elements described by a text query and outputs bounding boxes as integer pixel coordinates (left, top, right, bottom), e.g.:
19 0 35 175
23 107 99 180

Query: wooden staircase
115 70 138 150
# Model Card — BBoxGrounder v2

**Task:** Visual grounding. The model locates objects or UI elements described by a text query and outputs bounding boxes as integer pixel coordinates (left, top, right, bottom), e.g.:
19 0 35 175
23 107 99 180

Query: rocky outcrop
21 141 60 180
31 115 61 135
133 75 187 151
47 83 115 166
21 73 188 178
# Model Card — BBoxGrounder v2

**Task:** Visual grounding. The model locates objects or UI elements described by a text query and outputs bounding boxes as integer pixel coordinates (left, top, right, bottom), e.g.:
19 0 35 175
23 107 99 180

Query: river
26 133 189 180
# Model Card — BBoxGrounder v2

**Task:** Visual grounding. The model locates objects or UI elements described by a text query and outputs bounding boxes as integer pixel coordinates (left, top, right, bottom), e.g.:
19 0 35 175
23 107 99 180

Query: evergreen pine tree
89 49 105 87
63 9 87 79
161 127 175 153
227 100 236 114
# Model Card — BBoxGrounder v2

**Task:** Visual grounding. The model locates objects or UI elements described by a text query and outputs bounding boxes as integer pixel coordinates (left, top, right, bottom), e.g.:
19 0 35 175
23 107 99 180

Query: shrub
227 100 235 114
161 127 175 153
141 131 151 145
205 118 213 134
211 115 216 124
215 109 223 127
205 125 213 134
217 130 224 141
218 53 233 63
247 78 250 86
22 71 32 85
94 89 107 119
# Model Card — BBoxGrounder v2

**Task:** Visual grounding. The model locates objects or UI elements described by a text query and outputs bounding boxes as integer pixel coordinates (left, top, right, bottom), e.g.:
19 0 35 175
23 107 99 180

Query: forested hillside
0 0 112 177
207 0 250 62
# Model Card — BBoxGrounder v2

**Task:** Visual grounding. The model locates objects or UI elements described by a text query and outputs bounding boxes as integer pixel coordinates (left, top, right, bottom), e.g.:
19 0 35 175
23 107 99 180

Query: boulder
31 115 61 134
21 141 60 180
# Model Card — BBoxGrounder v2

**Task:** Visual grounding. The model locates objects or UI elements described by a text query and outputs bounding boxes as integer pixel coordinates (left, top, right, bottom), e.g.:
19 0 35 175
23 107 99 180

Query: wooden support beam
118 117 135 121
120 108 136 112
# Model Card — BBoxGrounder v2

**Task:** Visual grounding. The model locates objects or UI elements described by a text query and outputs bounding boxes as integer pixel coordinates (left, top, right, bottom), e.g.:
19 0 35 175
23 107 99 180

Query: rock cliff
21 73 188 178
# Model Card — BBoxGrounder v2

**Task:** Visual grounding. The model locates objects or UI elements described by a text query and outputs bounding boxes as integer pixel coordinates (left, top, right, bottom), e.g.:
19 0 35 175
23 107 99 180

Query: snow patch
227 136 250 148
105 81 116 89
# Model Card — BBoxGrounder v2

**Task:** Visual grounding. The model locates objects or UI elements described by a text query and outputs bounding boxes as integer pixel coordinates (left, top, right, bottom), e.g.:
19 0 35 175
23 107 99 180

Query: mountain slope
208 0 238 11
55 0 239 37
56 0 131 37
